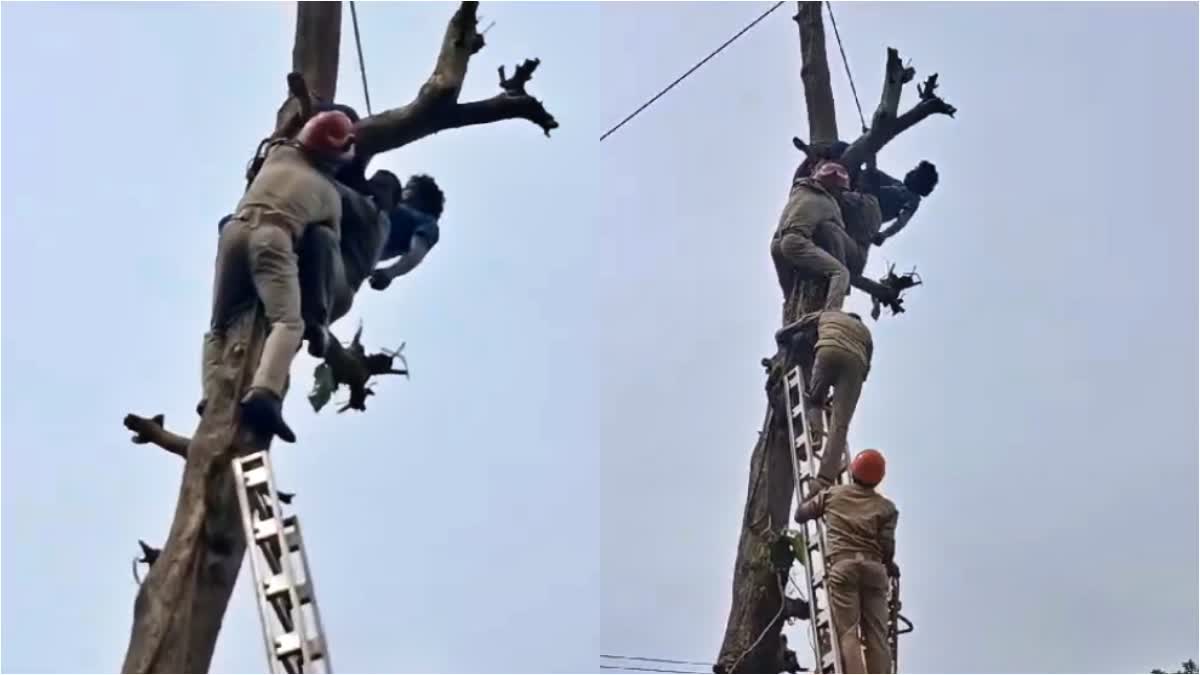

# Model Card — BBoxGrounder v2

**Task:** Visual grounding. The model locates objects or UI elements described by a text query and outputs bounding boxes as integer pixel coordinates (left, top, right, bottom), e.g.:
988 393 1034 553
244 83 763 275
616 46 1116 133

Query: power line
597 662 705 667
824 0 866 132
600 654 713 667
599 1 786 142
348 0 373 115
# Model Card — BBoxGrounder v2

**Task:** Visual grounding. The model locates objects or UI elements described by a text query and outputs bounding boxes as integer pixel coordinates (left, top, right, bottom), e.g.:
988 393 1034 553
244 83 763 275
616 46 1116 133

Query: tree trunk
795 1 837 145
120 2 556 671
121 312 267 673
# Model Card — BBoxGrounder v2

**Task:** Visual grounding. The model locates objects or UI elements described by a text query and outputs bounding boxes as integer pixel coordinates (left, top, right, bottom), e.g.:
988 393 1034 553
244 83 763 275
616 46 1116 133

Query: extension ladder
232 451 333 674
782 363 844 674
782 363 908 674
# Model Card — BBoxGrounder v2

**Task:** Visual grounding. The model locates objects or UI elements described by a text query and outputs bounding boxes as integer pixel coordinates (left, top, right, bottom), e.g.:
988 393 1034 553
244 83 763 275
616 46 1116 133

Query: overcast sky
2 2 1197 674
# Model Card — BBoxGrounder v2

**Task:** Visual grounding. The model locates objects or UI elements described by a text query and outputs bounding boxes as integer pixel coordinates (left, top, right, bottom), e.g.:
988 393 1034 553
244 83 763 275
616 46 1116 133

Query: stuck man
776 309 873 488
771 160 853 310
297 170 444 357
201 109 356 442
794 449 899 674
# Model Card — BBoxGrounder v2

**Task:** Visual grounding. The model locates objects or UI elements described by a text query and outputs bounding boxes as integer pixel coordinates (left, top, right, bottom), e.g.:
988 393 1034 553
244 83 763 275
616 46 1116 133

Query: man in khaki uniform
794 449 899 674
201 110 354 442
775 309 873 487
771 161 852 310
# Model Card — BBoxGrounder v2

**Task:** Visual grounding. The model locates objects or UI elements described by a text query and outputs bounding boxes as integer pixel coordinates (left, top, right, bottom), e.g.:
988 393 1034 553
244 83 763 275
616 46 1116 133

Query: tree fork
120 2 556 671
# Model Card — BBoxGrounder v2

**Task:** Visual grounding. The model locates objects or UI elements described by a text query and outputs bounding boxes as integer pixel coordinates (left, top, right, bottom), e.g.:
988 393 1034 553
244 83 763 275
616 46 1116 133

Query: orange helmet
849 449 886 486
297 110 356 160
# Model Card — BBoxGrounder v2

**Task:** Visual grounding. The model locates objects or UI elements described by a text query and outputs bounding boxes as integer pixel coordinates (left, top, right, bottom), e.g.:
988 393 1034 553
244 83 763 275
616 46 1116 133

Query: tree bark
121 312 267 674
794 2 838 145
120 2 556 672
714 376 802 674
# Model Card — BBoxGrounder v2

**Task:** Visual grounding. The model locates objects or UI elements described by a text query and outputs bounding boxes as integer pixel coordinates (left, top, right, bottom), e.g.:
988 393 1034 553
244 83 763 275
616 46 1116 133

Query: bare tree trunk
795 1 838 145
120 3 555 672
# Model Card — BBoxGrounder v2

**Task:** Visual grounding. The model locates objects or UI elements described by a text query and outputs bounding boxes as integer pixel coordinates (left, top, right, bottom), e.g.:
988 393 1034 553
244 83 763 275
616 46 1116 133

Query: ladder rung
243 466 272 493
255 515 302 549
264 574 312 604
274 632 326 660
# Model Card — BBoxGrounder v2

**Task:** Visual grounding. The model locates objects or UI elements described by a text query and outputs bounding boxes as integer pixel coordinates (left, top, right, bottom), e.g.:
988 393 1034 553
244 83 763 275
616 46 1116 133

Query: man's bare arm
875 200 919 243
369 236 431 290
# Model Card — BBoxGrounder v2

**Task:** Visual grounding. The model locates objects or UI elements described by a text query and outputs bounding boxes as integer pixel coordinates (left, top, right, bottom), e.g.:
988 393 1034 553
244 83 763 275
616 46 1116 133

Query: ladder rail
233 451 332 674
782 364 843 674
786 362 908 674
288 518 333 673
232 456 287 673
259 456 315 673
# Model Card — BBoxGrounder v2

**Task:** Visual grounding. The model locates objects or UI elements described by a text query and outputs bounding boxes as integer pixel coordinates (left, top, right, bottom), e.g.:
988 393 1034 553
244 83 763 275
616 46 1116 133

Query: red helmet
813 160 850 190
297 110 356 160
849 449 886 486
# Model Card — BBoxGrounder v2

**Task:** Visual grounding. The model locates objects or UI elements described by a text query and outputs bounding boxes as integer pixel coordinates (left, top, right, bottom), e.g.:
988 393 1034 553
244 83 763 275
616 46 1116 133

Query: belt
827 551 882 566
231 207 300 241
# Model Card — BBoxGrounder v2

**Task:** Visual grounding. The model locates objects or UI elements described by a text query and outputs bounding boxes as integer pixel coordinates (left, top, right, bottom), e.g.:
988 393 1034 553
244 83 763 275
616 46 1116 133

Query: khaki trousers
807 346 867 486
203 215 302 398
771 231 850 310
827 556 891 674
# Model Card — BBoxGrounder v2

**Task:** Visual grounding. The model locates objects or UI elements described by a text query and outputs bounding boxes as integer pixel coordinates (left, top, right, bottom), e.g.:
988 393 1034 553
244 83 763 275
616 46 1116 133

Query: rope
599 2 785 142
824 1 866 133
728 574 789 672
348 0 373 115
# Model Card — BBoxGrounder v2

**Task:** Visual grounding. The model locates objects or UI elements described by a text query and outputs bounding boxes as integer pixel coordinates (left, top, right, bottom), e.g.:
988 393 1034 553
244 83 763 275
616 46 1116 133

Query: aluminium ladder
782 363 844 674
232 451 333 674
782 363 909 674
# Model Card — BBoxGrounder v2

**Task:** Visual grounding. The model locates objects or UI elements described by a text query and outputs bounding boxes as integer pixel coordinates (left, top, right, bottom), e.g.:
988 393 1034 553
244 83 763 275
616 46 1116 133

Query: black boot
240 387 296 443
304 323 329 358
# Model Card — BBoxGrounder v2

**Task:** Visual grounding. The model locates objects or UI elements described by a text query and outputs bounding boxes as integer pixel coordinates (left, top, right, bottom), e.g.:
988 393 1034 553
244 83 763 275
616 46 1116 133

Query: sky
1 2 1196 675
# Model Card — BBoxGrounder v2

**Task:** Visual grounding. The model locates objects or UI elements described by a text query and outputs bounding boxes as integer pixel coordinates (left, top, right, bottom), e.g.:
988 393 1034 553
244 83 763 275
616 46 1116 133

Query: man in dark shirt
297 171 444 356
368 175 443 291
869 160 938 246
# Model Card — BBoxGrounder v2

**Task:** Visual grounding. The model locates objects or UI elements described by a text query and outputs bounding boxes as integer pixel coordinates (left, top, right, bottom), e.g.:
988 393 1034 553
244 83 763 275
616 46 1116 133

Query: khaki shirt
796 483 897 563
236 143 342 241
777 178 844 239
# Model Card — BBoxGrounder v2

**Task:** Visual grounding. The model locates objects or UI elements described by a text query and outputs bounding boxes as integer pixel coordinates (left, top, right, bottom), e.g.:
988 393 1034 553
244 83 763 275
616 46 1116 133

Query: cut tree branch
355 3 557 159
838 55 955 172
124 414 189 458
124 413 260 460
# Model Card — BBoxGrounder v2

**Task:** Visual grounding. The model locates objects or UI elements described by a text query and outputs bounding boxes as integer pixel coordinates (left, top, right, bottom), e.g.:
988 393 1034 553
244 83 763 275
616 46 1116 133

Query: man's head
849 448 886 488
903 160 939 197
812 160 851 192
314 101 362 124
402 174 445 219
367 170 403 212
297 110 356 164
793 140 851 184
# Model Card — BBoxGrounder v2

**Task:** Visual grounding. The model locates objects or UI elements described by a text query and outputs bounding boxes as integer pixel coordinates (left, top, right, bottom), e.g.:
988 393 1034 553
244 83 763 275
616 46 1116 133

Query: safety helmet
849 449 886 486
297 110 356 161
